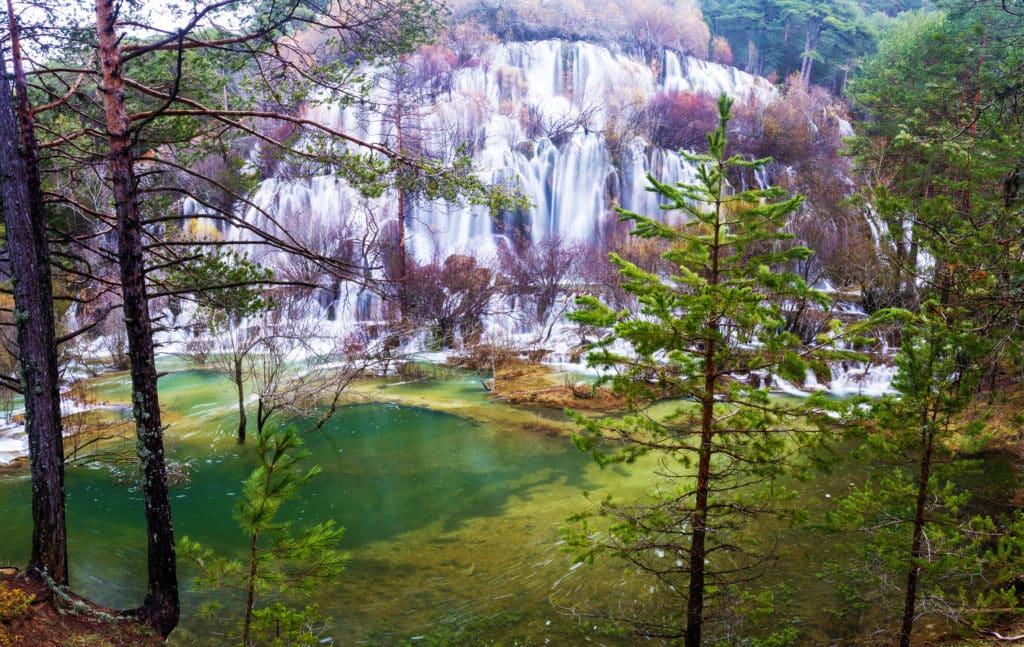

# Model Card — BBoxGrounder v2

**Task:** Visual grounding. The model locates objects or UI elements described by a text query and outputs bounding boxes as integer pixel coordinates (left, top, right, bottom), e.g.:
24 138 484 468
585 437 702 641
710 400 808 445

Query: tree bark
685 165 725 647
799 27 819 88
257 395 268 438
95 0 179 635
0 30 68 585
686 386 713 647
243 529 260 646
899 424 935 647
235 356 247 443
393 70 408 321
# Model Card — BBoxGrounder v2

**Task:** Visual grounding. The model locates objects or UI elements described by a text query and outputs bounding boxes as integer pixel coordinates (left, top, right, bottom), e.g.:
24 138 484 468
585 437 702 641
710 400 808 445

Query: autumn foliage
710 36 733 66
638 90 720 152
407 254 495 348
733 74 846 166
447 0 709 58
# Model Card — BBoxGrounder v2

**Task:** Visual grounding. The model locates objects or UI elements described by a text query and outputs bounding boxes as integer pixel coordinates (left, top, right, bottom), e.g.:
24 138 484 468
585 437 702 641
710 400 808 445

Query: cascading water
0 41 888 467
230 40 776 278
662 50 774 103
181 37 891 395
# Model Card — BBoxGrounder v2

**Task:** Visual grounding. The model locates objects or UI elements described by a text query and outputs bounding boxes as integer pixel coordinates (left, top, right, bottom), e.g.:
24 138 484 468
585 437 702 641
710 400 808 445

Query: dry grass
489 364 626 411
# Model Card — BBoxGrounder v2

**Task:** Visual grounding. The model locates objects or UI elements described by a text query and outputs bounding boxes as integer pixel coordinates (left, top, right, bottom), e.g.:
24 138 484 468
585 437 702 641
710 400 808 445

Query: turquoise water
0 367 1018 644
0 369 658 644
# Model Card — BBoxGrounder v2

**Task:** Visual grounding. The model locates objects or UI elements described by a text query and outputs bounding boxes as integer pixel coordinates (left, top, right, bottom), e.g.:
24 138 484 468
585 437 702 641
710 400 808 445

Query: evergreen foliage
702 0 879 89
833 4 1024 642
169 250 276 326
181 425 348 646
848 0 1024 378
827 303 1024 644
564 94 861 646
3 0 1024 642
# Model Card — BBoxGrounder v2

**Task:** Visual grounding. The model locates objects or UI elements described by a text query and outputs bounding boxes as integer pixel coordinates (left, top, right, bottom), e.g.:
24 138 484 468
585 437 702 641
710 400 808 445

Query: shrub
576 212 675 310
710 35 733 65
0 582 33 622
496 234 582 325
732 74 847 167
623 0 709 57
638 90 719 152
447 0 708 57
407 254 495 348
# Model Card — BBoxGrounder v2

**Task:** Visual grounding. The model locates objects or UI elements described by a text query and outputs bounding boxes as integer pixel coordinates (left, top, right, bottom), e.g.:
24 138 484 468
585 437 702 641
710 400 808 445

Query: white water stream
196 41 778 324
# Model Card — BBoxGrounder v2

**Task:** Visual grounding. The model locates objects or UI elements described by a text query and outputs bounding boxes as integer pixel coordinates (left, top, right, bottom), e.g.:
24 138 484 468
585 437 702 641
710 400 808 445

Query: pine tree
181 425 348 646
827 303 1024 645
565 94 856 646
0 29 67 586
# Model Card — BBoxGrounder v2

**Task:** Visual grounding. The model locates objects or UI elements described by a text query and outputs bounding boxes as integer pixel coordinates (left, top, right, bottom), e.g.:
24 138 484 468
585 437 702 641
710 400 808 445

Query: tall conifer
566 94 854 646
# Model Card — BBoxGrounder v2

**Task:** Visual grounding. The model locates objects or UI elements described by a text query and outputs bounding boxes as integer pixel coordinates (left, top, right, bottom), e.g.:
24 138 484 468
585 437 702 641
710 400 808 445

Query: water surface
0 367 1017 645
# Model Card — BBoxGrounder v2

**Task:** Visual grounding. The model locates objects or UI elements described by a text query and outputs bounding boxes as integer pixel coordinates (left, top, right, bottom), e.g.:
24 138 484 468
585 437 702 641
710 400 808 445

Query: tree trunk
799 28 818 88
907 213 920 304
0 33 68 585
394 87 408 321
95 0 179 635
242 529 260 646
256 395 268 438
685 388 713 647
745 39 758 74
686 309 718 647
235 357 247 443
685 173 725 647
899 425 935 647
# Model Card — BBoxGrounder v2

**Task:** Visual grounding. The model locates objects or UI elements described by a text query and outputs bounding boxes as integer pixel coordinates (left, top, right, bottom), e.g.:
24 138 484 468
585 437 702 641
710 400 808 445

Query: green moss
808 359 833 384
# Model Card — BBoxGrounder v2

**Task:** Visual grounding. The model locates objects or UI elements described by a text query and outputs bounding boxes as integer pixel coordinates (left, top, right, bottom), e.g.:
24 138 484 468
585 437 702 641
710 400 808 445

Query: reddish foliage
407 254 495 347
710 36 733 66
412 43 459 92
255 118 300 177
575 213 675 310
732 74 846 167
496 234 582 324
624 0 709 57
447 0 708 57
639 90 719 152
723 76 873 291
443 19 500 67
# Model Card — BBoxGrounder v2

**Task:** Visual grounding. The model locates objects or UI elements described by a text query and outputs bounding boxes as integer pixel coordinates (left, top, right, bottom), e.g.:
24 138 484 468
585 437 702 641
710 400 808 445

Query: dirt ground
0 568 163 647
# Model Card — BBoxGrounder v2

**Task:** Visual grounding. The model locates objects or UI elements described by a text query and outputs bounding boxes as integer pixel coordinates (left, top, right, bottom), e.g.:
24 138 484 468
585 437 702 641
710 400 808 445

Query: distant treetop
446 0 711 59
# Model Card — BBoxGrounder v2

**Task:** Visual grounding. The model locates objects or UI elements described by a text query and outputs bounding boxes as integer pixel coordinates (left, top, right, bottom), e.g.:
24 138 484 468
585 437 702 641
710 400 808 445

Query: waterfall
227 39 782 274
662 50 775 104
168 37 890 397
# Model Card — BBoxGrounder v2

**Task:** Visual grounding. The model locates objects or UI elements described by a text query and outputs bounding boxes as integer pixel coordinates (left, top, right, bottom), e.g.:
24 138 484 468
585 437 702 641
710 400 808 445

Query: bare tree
497 234 582 326
249 298 378 437
406 253 496 349
96 313 132 371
